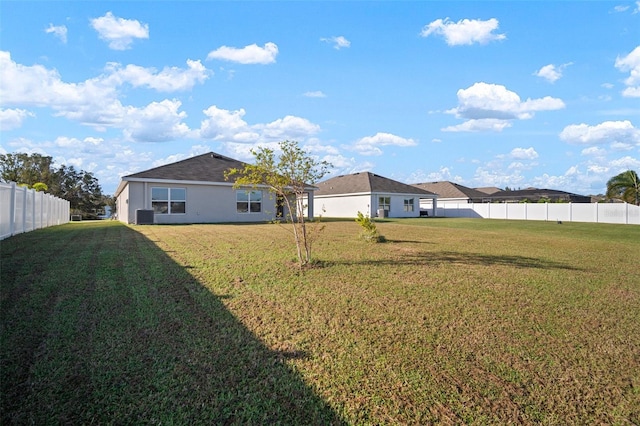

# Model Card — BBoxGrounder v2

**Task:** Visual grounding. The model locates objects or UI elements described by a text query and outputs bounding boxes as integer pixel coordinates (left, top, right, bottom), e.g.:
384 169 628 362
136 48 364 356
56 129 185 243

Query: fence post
33 189 36 230
9 182 16 237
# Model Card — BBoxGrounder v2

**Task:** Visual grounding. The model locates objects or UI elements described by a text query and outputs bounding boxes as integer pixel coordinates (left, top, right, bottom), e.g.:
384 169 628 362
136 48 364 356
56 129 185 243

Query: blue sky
1 1 639 196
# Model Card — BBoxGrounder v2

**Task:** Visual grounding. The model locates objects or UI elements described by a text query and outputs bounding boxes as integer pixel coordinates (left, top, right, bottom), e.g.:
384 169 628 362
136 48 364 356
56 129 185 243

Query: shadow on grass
324 250 583 271
0 222 346 425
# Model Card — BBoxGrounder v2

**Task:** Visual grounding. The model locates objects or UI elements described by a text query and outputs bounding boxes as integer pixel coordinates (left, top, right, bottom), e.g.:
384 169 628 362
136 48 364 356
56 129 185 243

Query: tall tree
226 140 331 268
0 152 105 215
0 153 53 187
51 165 103 213
606 170 640 205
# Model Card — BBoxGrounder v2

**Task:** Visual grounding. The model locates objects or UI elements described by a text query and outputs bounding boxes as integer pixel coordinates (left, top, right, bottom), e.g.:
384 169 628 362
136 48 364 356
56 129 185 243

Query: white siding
315 193 423 218
384 195 421 218
315 194 373 218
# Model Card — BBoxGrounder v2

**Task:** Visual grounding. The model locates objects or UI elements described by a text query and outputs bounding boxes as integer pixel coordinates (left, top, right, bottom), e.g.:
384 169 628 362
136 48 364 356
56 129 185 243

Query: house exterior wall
115 183 131 223
376 194 422 218
314 193 423 218
117 181 278 224
314 193 372 218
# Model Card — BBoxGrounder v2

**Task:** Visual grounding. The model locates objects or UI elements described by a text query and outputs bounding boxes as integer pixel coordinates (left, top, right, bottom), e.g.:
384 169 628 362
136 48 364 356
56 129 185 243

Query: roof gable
124 152 246 183
475 186 503 195
411 181 488 200
316 172 436 196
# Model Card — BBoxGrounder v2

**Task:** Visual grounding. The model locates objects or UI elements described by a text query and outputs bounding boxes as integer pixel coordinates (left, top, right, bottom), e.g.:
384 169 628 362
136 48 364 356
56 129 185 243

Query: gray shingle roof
484 188 590 202
475 186 503 195
315 172 436 196
411 181 488 200
124 152 246 182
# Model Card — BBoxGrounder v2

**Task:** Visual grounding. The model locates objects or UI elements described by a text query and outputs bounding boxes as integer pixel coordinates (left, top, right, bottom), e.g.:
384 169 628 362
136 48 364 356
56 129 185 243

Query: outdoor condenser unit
135 209 154 225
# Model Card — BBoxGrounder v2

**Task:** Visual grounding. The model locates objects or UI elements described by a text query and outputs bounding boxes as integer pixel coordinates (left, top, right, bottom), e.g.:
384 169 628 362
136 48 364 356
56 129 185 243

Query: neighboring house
478 188 591 203
411 181 490 209
313 172 437 218
114 152 315 224
412 181 591 208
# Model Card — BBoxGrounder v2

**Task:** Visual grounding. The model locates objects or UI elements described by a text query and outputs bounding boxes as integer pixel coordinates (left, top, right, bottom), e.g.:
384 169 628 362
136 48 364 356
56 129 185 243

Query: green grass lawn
1 219 639 424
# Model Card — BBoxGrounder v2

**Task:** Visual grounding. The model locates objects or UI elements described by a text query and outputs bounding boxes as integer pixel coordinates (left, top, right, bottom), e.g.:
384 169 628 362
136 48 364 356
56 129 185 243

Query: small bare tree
226 140 331 267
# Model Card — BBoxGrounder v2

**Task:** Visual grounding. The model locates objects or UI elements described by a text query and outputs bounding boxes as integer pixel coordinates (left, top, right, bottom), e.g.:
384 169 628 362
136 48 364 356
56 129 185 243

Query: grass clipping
355 211 385 242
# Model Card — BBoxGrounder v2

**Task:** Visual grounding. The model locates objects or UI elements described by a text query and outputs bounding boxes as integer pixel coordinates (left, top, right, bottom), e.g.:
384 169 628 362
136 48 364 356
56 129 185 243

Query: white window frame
404 198 414 212
151 187 186 215
379 196 391 211
237 190 262 214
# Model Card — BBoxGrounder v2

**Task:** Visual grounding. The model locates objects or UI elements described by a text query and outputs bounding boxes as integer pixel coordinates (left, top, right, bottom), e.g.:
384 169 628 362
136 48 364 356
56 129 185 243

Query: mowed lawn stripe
2 219 639 424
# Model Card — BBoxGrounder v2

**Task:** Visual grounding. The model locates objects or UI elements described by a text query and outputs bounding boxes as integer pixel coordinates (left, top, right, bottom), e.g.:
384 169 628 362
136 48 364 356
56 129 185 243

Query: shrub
355 211 385 243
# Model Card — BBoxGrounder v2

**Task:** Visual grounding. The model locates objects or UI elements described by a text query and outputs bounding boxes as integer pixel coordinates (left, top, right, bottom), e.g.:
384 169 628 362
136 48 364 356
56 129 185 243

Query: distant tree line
0 152 109 218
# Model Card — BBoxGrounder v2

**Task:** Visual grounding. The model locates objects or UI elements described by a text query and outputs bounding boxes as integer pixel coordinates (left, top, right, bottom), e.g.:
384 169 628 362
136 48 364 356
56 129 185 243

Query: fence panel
0 182 70 240
439 202 639 225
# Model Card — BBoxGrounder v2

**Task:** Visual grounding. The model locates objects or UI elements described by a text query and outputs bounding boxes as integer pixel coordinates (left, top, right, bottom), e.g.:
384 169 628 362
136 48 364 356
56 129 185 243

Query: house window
152 187 186 214
404 198 414 212
379 196 390 211
237 190 262 213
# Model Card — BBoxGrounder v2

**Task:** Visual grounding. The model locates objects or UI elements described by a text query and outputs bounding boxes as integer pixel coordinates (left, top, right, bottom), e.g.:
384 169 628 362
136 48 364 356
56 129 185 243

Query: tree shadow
0 222 346 425
325 249 583 271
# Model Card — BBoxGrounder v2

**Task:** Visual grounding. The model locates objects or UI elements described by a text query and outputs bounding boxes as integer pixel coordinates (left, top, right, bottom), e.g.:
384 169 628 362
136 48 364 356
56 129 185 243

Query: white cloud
321 36 351 50
0 51 198 141
472 166 526 189
199 105 256 141
610 155 640 170
611 141 635 151
559 120 640 145
90 12 149 50
104 59 210 92
581 146 606 157
304 138 339 155
409 166 463 184
45 24 68 43
303 91 327 98
442 118 512 133
122 99 190 142
198 105 319 143
615 46 640 97
534 63 572 83
420 18 506 46
0 51 116 108
443 82 565 132
207 42 278 64
353 132 417 156
259 115 320 140
54 136 103 150
0 108 34 131
510 147 539 160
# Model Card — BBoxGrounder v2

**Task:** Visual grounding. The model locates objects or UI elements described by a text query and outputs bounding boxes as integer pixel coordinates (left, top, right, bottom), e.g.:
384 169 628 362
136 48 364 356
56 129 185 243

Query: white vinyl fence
436 202 640 225
0 181 70 240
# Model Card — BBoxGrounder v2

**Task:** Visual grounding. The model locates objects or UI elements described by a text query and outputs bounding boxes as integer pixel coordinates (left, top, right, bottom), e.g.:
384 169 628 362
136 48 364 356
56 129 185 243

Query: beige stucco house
114 152 315 224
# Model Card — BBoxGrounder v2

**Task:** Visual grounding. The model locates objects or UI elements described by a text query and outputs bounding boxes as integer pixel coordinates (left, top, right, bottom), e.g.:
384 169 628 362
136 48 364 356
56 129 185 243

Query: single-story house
114 152 316 224
313 172 437 218
477 187 591 203
412 182 591 208
411 181 490 210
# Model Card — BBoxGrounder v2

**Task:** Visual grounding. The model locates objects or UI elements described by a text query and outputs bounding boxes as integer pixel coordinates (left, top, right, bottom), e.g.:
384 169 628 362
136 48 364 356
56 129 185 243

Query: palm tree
606 170 640 205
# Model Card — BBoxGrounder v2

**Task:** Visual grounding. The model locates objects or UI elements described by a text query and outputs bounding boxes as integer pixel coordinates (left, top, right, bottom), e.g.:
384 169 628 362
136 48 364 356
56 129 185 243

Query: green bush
355 211 385 243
